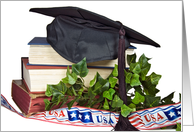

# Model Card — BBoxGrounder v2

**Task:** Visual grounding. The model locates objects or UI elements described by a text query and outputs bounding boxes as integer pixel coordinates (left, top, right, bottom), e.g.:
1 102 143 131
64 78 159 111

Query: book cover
11 79 77 116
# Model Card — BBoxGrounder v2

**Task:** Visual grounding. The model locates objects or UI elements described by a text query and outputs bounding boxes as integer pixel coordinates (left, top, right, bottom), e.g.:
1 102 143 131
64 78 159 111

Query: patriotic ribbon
1 94 181 130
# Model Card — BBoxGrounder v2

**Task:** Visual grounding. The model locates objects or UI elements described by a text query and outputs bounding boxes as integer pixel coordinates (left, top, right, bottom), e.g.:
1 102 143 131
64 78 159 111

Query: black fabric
29 6 160 63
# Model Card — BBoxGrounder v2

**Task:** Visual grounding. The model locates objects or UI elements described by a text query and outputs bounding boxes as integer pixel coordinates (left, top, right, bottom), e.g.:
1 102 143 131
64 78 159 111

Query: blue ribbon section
164 107 181 121
67 110 94 123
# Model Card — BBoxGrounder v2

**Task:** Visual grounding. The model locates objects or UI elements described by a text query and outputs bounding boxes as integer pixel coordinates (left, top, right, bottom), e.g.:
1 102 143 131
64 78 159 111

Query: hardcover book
28 37 135 67
11 80 77 116
22 57 113 93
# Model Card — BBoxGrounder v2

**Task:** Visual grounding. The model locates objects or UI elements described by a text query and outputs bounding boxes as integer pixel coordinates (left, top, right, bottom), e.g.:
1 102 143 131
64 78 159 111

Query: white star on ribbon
169 112 175 117
178 111 181 115
85 114 90 120
79 114 82 119
70 112 76 118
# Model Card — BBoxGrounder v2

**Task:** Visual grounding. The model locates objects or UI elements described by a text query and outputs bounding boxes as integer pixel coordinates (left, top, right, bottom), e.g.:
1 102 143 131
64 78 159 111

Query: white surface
0 0 192 131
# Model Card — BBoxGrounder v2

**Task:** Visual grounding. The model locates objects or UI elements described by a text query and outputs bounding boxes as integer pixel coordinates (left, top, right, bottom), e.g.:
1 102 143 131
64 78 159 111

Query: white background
1 0 193 131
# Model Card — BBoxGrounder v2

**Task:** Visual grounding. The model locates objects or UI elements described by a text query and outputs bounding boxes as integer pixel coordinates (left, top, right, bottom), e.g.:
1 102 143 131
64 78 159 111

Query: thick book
11 80 77 116
28 37 135 67
22 57 113 93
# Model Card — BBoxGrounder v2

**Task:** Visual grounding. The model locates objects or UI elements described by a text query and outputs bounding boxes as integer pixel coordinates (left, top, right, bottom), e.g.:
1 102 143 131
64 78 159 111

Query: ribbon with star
1 94 181 130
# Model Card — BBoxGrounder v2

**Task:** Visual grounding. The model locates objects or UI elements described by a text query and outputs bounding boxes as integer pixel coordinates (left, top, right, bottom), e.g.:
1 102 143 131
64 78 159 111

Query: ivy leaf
103 98 110 110
88 87 97 100
90 74 96 87
132 91 145 104
134 86 144 96
51 93 62 105
127 53 136 66
109 77 118 88
130 62 141 74
71 86 77 96
67 96 80 110
121 104 133 117
140 63 151 81
44 99 51 110
128 103 136 112
130 74 141 87
78 87 84 96
112 64 118 77
111 95 123 108
46 81 67 96
176 123 181 131
161 92 175 105
94 73 109 94
66 65 71 76
103 88 115 100
72 57 89 77
67 72 77 85
145 95 161 108
150 72 162 85
138 54 150 68
59 96 68 108
125 72 132 84
45 85 53 97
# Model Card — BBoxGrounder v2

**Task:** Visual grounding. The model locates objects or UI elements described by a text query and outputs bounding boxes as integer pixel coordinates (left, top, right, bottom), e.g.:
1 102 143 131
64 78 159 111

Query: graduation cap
30 6 160 131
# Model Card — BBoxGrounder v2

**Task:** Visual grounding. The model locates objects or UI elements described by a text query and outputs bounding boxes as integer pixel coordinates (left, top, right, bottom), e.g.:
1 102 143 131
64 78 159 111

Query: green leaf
145 95 161 108
67 96 80 110
130 63 141 74
161 92 175 105
150 72 162 85
46 81 67 96
103 98 109 110
127 53 136 66
44 99 51 110
109 77 118 88
72 57 89 77
45 85 53 97
103 88 115 100
51 93 62 105
179 93 181 102
128 103 136 112
130 74 141 87
62 77 69 84
78 87 84 96
59 96 68 108
140 63 151 81
66 65 71 76
132 91 145 104
71 86 77 96
93 73 109 94
121 104 133 117
176 123 181 131
112 64 118 77
125 72 132 84
90 74 97 87
88 87 97 100
67 72 77 85
111 95 123 108
134 86 144 96
138 54 149 68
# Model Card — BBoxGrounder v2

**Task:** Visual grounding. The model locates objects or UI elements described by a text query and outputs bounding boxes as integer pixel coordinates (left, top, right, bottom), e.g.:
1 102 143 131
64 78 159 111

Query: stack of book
11 37 136 116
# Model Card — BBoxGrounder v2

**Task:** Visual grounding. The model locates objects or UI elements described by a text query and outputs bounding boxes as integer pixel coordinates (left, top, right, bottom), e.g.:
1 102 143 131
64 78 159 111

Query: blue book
28 37 136 68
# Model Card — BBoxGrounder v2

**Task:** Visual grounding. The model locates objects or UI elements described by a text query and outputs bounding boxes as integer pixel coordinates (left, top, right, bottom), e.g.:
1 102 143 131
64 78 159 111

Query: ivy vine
44 53 180 119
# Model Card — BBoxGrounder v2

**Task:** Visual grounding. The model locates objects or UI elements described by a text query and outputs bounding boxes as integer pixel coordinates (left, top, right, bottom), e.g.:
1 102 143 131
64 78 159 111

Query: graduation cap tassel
114 22 139 131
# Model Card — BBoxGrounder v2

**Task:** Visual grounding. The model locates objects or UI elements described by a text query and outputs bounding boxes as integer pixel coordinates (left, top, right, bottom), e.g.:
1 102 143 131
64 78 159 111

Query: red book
11 80 77 116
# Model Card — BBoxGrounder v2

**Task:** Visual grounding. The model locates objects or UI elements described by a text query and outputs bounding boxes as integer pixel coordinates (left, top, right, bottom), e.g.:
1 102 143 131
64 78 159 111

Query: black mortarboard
29 6 160 131
29 6 160 64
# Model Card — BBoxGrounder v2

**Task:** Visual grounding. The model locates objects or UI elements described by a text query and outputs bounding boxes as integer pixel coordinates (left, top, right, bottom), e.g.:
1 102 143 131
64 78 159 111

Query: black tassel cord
113 23 139 131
